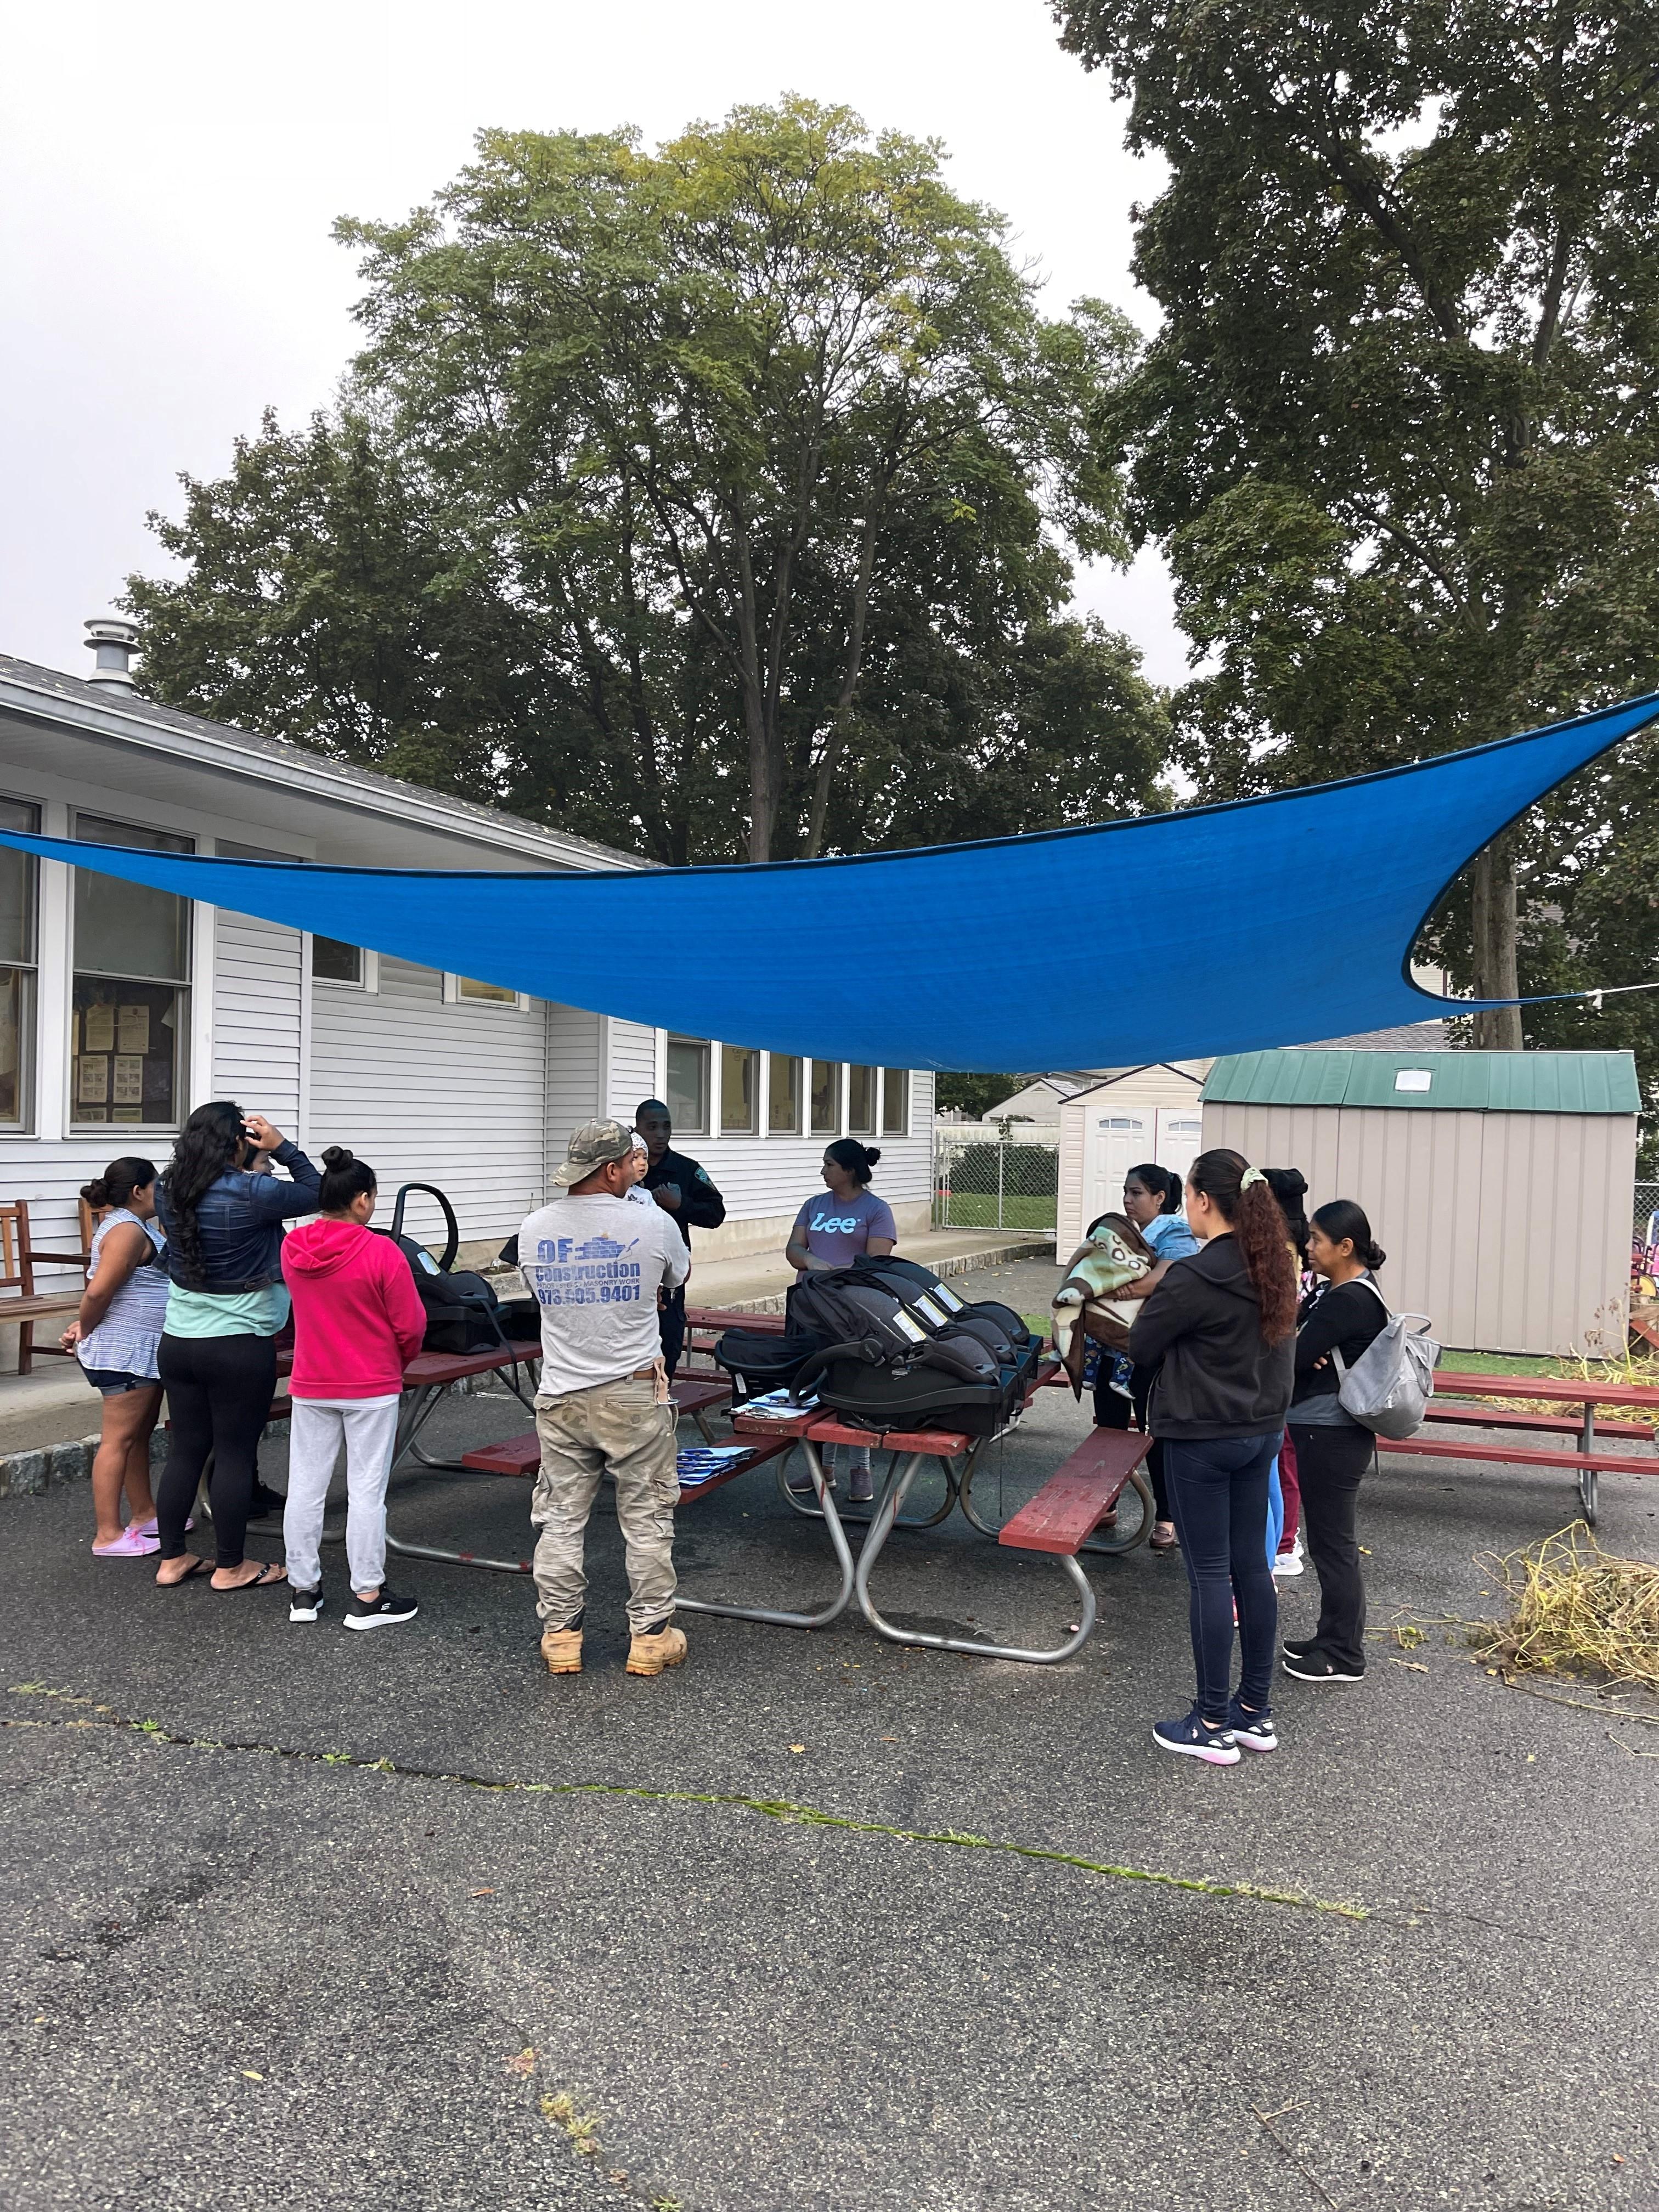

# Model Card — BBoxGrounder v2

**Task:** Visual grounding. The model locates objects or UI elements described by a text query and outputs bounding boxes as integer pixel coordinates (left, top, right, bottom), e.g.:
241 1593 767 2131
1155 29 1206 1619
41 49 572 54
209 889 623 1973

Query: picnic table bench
1379 1369 1659 1526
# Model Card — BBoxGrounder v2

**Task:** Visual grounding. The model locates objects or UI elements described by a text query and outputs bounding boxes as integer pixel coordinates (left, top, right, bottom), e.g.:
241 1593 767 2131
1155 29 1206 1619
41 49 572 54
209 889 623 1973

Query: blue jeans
1164 1433 1280 1723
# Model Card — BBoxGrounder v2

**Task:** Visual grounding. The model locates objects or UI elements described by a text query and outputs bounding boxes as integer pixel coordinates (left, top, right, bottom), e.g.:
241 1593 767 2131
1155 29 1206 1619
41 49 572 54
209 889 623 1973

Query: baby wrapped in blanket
1051 1214 1156 1396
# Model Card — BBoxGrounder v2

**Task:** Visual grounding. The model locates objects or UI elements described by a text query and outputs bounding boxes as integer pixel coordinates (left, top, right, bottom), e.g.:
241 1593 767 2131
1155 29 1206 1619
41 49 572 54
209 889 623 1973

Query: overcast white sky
1 0 1188 690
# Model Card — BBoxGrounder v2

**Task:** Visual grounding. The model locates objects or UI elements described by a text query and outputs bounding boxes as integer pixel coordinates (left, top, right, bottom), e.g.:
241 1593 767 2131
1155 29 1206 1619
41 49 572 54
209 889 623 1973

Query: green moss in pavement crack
6 1683 1369 1922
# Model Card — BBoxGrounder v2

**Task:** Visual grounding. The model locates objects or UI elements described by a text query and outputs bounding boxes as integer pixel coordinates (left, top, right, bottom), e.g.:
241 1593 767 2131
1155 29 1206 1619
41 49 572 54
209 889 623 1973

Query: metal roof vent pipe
84 616 140 691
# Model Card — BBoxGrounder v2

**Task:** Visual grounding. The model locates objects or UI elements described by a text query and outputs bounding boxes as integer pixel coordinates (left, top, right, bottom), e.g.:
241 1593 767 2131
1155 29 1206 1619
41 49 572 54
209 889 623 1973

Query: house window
0 798 40 1127
72 814 193 1127
720 1046 759 1133
882 1068 910 1136
448 974 521 1006
848 1064 878 1136
665 1036 710 1134
767 1054 802 1136
809 1059 840 1136
312 937 365 986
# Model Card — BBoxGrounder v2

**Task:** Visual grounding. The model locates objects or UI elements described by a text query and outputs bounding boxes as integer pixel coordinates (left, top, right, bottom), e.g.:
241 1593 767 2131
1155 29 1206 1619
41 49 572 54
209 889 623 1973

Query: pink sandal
92 1526 161 1558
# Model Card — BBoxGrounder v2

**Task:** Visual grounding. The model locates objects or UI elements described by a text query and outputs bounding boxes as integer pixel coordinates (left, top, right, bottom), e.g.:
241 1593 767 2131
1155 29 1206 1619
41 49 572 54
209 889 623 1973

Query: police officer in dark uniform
634 1097 726 1379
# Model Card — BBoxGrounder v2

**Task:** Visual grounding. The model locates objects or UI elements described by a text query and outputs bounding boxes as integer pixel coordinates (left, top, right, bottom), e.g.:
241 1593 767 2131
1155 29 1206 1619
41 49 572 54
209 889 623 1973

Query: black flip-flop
214 1562 288 1593
158 1556 211 1588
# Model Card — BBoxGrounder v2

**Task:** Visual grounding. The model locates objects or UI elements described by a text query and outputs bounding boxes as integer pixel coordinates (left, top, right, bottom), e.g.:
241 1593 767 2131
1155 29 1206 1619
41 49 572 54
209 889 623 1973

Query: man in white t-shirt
517 1120 691 1678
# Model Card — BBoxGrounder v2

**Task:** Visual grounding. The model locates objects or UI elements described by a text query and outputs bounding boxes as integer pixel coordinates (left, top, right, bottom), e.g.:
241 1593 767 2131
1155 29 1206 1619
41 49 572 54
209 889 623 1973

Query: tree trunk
1469 839 1524 1051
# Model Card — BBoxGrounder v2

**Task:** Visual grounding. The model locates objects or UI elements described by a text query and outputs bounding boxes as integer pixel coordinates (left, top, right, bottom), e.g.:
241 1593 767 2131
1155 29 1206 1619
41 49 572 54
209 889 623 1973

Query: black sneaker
1282 1634 1319 1661
343 1586 420 1632
288 1587 323 1624
1282 1647 1364 1683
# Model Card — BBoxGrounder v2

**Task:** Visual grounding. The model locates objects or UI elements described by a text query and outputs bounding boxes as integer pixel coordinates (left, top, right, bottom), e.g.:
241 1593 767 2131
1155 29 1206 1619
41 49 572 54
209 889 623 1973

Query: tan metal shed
1200 1049 1640 1357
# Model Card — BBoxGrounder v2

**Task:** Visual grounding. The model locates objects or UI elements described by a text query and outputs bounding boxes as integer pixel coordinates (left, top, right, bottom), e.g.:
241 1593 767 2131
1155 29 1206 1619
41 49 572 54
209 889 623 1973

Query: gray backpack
1331 1276 1440 1439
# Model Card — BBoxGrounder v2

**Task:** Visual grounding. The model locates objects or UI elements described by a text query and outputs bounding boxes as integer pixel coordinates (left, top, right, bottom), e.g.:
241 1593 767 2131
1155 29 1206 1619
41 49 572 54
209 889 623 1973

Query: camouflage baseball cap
554 1118 636 1186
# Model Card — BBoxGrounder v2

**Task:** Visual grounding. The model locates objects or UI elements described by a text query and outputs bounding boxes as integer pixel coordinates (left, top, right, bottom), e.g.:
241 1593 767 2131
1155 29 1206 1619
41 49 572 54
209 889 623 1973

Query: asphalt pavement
2 1353 1656 2211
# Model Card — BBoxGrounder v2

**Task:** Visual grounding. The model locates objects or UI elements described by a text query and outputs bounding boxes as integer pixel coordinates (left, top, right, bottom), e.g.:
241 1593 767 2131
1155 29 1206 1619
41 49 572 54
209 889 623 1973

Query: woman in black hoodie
1128 1149 1297 1763
1281 1200 1389 1686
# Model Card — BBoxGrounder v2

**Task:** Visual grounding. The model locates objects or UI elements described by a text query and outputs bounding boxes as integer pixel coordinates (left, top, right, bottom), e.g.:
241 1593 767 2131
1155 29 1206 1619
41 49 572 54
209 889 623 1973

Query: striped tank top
76 1209 170 1380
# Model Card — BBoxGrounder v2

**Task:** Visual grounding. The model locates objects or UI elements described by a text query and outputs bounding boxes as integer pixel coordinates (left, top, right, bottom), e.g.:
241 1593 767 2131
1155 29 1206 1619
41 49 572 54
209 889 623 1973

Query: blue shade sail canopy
5 693 1656 1072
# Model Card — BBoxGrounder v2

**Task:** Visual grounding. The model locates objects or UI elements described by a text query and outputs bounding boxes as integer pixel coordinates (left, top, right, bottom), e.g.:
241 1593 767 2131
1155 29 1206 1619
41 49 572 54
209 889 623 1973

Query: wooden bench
1425 1402 1655 1444
460 1376 735 1476
998 1426 1154 1558
1376 1431 1654 1525
0 1197 95 1373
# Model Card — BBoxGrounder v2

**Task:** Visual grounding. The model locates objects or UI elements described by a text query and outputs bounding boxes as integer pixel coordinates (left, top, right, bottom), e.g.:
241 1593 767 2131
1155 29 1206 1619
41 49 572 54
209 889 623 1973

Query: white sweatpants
282 1395 400 1595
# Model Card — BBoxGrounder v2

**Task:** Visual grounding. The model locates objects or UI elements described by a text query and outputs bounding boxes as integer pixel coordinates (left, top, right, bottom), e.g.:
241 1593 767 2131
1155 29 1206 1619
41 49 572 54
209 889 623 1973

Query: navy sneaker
1152 1708 1240 1765
1282 1647 1364 1683
1226 1699 1278 1752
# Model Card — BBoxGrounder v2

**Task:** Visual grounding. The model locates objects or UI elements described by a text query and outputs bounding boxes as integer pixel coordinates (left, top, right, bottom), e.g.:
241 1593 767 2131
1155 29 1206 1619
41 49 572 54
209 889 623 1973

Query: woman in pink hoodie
280 1147 427 1629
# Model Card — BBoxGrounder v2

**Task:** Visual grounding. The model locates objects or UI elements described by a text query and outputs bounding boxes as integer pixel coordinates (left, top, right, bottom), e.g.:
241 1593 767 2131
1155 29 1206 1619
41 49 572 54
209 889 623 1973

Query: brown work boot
625 1622 687 1677
540 1626 584 1675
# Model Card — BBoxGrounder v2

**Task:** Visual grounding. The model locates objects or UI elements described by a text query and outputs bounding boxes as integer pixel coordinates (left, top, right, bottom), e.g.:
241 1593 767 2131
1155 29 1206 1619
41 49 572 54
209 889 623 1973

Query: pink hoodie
281 1219 427 1400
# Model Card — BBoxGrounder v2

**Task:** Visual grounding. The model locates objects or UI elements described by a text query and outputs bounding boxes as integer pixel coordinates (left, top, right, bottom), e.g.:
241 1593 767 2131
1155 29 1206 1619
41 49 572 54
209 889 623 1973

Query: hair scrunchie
1240 1166 1266 1189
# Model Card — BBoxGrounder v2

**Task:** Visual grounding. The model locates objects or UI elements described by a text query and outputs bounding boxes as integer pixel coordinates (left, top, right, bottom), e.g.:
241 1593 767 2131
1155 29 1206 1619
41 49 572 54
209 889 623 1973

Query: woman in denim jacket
153 1102 323 1591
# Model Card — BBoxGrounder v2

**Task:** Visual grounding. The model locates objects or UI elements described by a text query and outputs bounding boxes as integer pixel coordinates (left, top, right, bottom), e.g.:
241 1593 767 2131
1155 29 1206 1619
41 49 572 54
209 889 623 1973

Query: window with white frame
882 1068 910 1136
766 1053 802 1136
72 814 193 1128
665 1035 710 1133
847 1064 878 1136
0 798 40 1128
447 973 523 1006
312 938 375 988
809 1058 841 1136
720 1045 759 1133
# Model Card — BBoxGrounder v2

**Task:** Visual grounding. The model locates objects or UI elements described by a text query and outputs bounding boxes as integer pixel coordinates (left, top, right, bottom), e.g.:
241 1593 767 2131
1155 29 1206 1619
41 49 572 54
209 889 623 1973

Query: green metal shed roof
1201 1049 1640 1114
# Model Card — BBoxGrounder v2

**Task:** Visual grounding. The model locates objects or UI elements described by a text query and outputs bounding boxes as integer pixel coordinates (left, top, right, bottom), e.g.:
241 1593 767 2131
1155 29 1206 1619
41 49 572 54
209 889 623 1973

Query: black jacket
641 1147 726 1245
1127 1235 1295 1440
1291 1277 1386 1409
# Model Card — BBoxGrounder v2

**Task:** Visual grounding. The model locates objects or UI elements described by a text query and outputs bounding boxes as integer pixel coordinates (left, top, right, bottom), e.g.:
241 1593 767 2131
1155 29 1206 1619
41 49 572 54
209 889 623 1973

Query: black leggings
1286 1421 1376 1674
156 1332 277 1568
1093 1361 1168 1521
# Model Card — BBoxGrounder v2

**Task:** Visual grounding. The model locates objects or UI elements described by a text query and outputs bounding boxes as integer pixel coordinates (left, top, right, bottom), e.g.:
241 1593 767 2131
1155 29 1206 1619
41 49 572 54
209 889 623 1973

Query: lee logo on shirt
810 1211 864 1235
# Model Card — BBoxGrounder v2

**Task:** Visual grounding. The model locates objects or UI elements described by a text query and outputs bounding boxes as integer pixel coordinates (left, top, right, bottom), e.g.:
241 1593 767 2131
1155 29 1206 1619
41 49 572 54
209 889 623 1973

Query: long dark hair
1126 1161 1182 1214
161 1101 247 1288
81 1156 156 1212
1311 1199 1387 1272
1262 1167 1310 1263
1187 1148 1298 1344
825 1137 881 1187
319 1145 376 1214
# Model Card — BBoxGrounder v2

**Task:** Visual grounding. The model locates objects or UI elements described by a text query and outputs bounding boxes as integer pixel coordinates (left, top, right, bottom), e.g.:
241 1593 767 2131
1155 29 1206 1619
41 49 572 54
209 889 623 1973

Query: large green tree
128 98 1166 864
1056 0 1659 1050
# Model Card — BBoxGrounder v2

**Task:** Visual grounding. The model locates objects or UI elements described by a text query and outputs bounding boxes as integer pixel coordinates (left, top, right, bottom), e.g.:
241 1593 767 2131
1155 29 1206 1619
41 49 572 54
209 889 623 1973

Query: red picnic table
1382 1369 1659 1527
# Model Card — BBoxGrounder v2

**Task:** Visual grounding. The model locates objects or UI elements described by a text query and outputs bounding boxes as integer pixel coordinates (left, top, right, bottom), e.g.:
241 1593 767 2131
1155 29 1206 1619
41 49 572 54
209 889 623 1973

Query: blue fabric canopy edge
5 690 1656 1071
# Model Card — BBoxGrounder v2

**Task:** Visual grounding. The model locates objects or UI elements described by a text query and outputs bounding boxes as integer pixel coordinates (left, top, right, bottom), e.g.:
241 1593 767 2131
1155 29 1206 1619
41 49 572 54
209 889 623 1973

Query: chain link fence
933 1132 1059 1233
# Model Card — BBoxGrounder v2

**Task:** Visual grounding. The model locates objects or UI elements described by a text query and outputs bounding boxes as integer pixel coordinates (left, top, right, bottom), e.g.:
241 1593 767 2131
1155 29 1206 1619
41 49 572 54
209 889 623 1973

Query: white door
1087 1112 1149 1227
1155 1109 1204 1188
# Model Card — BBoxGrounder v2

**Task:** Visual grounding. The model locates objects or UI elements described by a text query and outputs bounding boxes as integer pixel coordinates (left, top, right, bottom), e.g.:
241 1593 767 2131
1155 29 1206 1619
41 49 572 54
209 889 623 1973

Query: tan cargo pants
530 1376 679 1634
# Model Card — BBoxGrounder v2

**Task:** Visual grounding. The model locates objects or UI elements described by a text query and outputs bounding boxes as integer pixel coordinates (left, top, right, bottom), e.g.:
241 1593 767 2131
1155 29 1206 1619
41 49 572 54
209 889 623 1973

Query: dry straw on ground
1472 1523 1659 1690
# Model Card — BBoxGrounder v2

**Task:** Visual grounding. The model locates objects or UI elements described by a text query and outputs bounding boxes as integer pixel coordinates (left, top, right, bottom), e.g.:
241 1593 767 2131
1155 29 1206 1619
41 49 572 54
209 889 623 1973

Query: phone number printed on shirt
528 1232 645 1309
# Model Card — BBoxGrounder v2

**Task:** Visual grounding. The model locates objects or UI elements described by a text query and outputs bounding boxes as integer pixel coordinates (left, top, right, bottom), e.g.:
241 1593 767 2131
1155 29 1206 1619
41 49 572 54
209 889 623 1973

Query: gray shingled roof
0 652 648 872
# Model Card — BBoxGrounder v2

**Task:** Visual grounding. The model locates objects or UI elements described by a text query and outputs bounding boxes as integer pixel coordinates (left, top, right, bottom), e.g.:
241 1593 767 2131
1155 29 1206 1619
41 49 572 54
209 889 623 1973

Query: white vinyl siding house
0 651 936 1313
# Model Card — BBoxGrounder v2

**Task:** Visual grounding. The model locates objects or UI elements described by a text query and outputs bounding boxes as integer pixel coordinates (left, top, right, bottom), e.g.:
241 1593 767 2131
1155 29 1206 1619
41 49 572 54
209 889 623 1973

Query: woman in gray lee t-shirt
785 1139 897 1502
